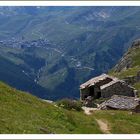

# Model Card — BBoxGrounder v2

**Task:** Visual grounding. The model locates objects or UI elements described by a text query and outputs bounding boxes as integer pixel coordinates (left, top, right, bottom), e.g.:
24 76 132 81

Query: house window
84 95 88 99
89 86 94 96
97 91 101 99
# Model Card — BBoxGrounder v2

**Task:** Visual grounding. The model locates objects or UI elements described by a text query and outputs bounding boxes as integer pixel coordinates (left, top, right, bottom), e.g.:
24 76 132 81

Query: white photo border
0 1 140 139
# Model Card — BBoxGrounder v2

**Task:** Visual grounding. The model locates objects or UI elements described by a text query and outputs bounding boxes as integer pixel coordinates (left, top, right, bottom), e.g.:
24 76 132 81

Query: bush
56 99 82 111
94 98 108 105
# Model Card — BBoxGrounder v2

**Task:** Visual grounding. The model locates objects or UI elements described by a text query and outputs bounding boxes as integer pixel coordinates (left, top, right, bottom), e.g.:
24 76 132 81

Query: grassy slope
109 44 140 94
0 81 101 134
94 110 140 134
1 81 140 134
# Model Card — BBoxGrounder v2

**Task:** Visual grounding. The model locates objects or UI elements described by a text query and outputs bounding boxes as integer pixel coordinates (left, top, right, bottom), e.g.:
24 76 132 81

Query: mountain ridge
0 7 140 99
110 39 140 95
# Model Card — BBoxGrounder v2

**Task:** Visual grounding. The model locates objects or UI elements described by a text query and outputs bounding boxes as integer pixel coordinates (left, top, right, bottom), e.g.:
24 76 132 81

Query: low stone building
80 74 135 101
98 95 140 112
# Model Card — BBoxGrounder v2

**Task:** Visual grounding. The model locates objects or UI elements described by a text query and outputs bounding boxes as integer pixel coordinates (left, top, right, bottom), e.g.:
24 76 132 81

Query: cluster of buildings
80 74 140 112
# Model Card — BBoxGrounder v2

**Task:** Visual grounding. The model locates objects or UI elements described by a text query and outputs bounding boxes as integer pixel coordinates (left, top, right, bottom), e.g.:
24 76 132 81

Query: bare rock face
113 39 140 73
113 55 132 73
131 39 140 48
113 50 132 73
98 95 140 112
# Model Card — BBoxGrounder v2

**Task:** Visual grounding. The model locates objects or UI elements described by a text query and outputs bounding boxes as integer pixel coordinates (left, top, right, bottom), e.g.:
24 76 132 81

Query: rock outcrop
113 39 140 73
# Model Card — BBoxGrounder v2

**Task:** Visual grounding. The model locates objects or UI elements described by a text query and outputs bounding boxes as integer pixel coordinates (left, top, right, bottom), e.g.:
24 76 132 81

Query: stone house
80 74 135 101
98 95 140 112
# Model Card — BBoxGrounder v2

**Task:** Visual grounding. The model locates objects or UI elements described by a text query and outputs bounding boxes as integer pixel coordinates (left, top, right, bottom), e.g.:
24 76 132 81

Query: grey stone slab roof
99 95 140 110
100 79 120 90
80 73 117 89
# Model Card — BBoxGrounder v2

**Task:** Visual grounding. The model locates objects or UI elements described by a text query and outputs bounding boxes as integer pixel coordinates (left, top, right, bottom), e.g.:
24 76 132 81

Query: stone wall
80 85 101 100
134 104 140 113
80 88 90 100
101 81 135 98
93 86 101 98
123 71 140 85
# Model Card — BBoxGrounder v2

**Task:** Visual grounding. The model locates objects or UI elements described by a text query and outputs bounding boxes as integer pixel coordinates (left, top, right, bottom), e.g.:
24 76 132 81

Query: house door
96 91 101 99
94 86 101 99
89 86 94 97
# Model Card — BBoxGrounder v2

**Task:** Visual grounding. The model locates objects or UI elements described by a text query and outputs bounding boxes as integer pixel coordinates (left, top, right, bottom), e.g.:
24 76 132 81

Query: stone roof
99 95 140 110
100 79 134 90
100 79 120 90
80 73 117 89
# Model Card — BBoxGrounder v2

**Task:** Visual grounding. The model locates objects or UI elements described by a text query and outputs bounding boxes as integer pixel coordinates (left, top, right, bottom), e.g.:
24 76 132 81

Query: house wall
93 86 101 99
80 85 101 100
134 104 140 113
80 88 90 100
101 82 135 98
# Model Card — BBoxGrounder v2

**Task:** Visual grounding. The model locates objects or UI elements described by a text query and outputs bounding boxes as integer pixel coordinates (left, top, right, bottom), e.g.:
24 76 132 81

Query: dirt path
82 107 110 133
82 107 98 115
96 119 111 134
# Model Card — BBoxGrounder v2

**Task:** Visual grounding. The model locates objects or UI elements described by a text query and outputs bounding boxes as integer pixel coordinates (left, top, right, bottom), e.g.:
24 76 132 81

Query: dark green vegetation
0 47 51 99
1 7 140 99
56 98 82 111
1 81 140 134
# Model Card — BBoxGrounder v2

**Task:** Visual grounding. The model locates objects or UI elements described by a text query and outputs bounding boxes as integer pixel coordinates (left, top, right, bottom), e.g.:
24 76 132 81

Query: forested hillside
0 7 140 99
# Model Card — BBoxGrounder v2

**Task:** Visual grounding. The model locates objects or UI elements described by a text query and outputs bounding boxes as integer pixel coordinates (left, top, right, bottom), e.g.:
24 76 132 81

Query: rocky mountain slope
110 39 140 95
